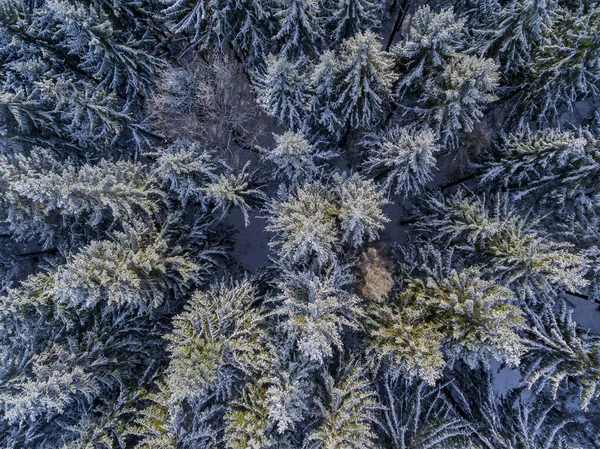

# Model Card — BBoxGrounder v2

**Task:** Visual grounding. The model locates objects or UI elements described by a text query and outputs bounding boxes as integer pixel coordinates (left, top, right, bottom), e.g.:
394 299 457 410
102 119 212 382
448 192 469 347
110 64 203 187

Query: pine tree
419 53 499 149
0 225 191 445
150 139 218 208
480 128 600 211
0 0 159 152
274 0 323 58
413 191 589 302
483 0 558 73
132 381 220 449
266 183 339 268
333 31 393 132
370 267 525 384
326 0 380 47
364 125 440 198
452 370 584 449
307 360 379 449
0 149 163 248
392 6 466 95
202 162 266 226
163 0 273 64
260 131 336 187
520 5 600 127
254 54 309 131
50 225 197 313
376 375 472 449
523 303 600 410
309 50 344 140
272 264 363 364
335 173 389 248
165 279 265 404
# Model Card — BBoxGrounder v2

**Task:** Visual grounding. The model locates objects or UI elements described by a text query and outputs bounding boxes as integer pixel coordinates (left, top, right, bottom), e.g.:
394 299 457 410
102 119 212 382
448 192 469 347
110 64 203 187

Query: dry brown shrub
355 246 394 302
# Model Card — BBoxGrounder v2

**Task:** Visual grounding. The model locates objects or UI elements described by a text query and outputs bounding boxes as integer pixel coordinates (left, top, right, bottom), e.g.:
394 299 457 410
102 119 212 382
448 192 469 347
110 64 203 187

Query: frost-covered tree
482 0 558 73
261 131 336 187
419 53 499 149
202 162 266 226
326 0 380 47
274 0 323 58
414 191 589 302
150 139 218 208
335 173 389 247
266 183 338 267
50 226 197 313
0 149 162 248
520 5 600 127
309 50 344 140
0 226 193 446
267 177 388 267
131 381 220 449
364 125 440 198
254 54 309 130
333 31 393 131
165 279 265 404
523 303 600 410
0 0 160 152
480 128 600 210
370 267 525 384
272 265 363 364
392 6 466 95
452 370 584 449
376 375 472 449
162 0 272 63
307 361 379 449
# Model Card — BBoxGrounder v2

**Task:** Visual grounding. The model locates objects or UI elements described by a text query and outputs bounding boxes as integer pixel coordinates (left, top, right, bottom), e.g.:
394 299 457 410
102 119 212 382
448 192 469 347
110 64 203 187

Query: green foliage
307 361 379 449
165 279 266 403
370 267 525 384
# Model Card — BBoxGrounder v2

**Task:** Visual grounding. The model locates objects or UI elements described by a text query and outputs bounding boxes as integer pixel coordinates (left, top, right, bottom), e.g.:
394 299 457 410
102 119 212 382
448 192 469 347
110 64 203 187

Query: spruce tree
254 54 309 131
370 267 525 384
364 125 440 198
0 149 162 248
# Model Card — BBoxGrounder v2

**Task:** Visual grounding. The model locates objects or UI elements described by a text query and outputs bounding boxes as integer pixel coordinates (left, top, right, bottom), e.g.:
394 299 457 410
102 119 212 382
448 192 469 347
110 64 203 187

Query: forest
0 0 599 447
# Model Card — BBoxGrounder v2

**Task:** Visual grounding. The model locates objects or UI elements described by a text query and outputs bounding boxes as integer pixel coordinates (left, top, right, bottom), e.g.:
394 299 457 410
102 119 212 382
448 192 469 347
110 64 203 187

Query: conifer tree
266 183 339 268
483 0 558 73
376 375 472 449
419 53 499 149
309 50 344 140
163 0 272 63
267 177 388 267
453 370 584 449
0 225 194 447
272 265 363 364
335 173 389 248
364 125 440 198
150 139 218 208
326 0 380 47
307 361 379 449
392 6 466 95
523 303 600 410
0 149 163 248
254 54 309 131
261 131 336 187
274 0 323 58
370 267 525 384
333 31 393 132
414 191 589 302
165 279 266 405
520 5 600 127
202 162 266 226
